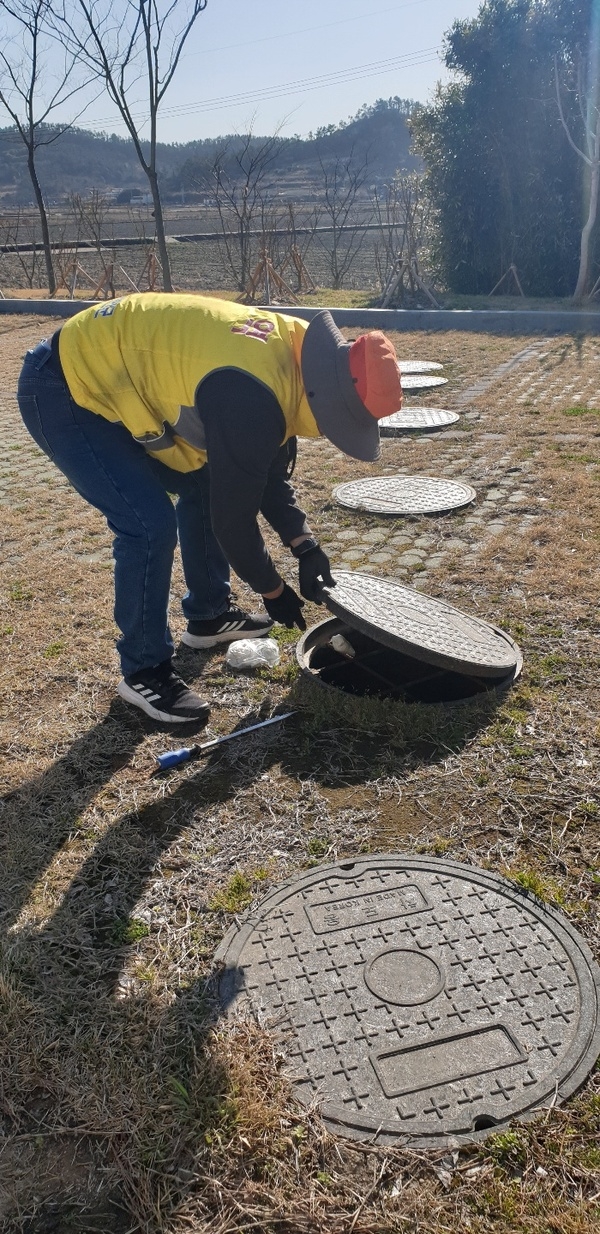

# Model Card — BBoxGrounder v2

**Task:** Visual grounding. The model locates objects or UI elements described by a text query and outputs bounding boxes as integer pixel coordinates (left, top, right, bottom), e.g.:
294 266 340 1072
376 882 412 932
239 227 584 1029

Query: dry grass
1 320 600 1232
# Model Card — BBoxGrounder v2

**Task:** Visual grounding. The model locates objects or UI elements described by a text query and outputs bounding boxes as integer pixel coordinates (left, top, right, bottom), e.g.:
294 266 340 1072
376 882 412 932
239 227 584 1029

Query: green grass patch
270 624 301 649
577 799 599 818
307 836 331 858
9 581 33 601
506 865 564 904
209 867 270 914
563 405 600 416
43 640 65 659
485 1128 528 1167
111 917 150 945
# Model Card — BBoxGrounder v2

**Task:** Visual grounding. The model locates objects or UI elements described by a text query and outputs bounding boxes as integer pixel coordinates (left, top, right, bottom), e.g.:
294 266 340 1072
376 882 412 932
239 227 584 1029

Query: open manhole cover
397 361 444 374
216 856 600 1148
380 408 460 435
401 374 448 392
322 570 517 678
333 475 476 516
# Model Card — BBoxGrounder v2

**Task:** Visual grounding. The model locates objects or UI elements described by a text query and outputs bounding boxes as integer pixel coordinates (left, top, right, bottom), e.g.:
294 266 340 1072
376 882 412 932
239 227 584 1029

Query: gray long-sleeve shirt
196 369 311 594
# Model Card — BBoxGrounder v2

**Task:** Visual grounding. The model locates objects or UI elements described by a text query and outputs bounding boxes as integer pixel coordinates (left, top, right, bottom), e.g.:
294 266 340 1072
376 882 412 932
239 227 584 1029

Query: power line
83 46 441 130
159 48 440 120
182 0 442 61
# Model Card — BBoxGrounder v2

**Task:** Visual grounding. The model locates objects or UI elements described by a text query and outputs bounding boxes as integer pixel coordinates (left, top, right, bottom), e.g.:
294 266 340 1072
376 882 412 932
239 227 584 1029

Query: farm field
0 238 383 298
0 203 386 297
1 318 600 1232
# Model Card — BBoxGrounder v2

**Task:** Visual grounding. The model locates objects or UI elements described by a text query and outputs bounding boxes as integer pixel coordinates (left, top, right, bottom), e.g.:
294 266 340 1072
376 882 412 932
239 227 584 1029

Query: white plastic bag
330 633 356 658
225 637 280 669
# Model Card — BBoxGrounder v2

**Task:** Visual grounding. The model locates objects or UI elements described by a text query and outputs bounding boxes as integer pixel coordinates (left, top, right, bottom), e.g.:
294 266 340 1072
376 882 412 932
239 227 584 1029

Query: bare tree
0 0 91 295
555 38 600 300
279 202 321 294
204 131 283 292
316 149 371 290
69 190 116 296
372 172 437 307
0 207 42 289
55 0 208 292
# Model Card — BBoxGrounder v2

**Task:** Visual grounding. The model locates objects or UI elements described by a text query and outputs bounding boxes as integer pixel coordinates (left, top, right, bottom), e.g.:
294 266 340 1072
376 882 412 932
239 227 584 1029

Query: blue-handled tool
154 711 296 771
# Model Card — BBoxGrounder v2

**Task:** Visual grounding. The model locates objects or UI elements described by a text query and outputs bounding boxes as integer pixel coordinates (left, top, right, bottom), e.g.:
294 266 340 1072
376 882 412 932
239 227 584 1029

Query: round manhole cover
380 408 460 435
397 361 444 374
216 856 600 1148
333 475 476 516
322 570 518 678
401 374 448 392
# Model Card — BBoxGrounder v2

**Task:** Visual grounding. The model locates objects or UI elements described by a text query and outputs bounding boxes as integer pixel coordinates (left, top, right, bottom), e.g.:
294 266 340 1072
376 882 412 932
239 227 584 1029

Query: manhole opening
300 619 516 704
472 1115 497 1131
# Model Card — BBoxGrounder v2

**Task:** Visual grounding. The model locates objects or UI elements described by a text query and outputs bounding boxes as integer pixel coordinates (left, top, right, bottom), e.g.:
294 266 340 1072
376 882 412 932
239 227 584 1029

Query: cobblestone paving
313 333 600 592
2 319 600 591
0 318 115 570
316 342 560 588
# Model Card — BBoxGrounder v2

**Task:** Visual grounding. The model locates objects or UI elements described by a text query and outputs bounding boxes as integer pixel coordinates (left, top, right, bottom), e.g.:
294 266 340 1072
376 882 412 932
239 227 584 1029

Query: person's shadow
0 679 505 1230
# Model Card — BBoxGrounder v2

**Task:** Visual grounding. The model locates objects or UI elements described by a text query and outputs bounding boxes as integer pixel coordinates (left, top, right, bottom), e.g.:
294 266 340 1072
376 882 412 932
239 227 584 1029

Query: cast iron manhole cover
216 856 600 1148
323 569 518 677
397 361 444 374
380 408 460 435
401 374 448 392
333 475 476 516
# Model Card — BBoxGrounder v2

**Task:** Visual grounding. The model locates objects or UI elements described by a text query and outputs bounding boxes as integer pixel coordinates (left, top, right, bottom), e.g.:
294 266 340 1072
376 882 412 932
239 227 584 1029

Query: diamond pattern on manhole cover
380 408 460 435
400 374 448 391
397 361 444 374
216 856 600 1148
323 570 518 676
333 475 476 515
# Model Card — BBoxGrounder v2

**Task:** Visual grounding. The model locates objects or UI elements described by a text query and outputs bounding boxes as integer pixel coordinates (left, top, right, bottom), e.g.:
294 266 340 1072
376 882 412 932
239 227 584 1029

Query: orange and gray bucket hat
300 310 402 461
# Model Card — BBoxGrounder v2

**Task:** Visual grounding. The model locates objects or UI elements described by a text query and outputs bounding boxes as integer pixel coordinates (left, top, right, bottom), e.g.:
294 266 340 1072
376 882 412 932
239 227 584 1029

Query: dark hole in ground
306 624 513 704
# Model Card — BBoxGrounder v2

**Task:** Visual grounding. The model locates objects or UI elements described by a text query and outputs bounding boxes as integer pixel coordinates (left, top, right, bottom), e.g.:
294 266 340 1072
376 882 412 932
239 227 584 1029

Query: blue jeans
18 341 231 676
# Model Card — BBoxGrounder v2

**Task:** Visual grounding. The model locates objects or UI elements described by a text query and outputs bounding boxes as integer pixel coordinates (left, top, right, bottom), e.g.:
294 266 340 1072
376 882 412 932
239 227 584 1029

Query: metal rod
196 711 296 752
155 711 296 771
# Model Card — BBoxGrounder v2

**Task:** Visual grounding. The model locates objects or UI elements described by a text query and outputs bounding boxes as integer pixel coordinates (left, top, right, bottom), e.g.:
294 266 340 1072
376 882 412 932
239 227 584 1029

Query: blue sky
81 0 483 143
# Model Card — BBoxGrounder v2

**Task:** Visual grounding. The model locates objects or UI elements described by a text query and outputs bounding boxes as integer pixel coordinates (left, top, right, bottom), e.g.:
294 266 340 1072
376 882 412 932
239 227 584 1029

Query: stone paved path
316 339 565 587
2 318 600 589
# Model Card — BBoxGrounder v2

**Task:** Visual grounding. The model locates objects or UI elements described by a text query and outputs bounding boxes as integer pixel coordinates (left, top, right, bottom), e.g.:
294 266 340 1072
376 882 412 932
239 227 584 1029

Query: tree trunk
27 149 55 296
574 158 600 300
147 167 173 293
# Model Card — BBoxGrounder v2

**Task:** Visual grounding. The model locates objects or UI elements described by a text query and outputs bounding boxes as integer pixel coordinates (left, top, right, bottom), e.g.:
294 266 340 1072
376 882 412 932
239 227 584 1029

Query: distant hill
0 98 420 206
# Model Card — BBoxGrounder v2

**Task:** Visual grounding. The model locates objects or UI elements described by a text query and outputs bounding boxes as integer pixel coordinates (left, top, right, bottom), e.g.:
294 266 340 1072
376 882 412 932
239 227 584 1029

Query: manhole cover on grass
380 408 460 435
323 570 517 678
333 475 476 516
401 374 448 392
397 361 444 374
216 856 600 1148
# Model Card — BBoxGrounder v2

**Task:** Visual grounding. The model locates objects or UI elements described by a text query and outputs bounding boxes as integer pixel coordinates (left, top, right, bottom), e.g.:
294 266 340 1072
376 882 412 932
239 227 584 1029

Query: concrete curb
0 299 96 317
2 299 600 334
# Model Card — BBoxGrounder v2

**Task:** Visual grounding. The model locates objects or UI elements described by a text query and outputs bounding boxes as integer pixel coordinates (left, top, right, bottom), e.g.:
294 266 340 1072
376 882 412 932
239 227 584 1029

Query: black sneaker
116 660 210 724
180 604 273 649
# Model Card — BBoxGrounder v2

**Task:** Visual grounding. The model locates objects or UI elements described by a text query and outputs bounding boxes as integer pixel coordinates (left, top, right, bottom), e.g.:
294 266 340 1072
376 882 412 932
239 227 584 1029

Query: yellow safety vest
58 293 320 472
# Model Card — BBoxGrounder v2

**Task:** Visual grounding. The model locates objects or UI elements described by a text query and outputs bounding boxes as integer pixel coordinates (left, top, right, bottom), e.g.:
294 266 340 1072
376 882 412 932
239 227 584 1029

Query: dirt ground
1 316 599 1233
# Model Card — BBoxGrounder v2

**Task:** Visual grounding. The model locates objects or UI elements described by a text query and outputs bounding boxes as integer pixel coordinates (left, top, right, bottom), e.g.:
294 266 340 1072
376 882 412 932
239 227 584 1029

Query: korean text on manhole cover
333 475 476 515
216 857 600 1148
379 408 460 435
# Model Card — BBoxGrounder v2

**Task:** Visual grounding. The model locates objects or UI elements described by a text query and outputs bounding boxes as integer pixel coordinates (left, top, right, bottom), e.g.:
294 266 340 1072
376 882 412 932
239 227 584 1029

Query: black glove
263 583 306 631
294 541 335 604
